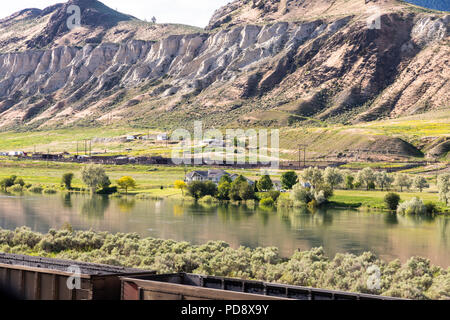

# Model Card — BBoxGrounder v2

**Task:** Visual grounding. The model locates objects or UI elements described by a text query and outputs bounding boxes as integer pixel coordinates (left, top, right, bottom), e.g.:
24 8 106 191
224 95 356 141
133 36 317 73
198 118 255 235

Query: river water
0 194 449 267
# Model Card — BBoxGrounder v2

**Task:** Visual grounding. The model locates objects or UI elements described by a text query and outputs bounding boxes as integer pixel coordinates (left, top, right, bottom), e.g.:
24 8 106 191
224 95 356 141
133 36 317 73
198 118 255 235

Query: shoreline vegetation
1 161 448 215
0 226 449 300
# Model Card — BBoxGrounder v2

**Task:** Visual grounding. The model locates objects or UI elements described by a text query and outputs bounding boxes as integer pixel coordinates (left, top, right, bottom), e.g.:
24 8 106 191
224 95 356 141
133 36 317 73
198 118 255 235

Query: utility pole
298 144 307 169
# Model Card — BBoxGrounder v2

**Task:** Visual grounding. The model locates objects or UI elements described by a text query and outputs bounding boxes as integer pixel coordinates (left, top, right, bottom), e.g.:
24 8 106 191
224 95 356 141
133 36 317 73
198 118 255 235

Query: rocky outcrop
0 0 448 129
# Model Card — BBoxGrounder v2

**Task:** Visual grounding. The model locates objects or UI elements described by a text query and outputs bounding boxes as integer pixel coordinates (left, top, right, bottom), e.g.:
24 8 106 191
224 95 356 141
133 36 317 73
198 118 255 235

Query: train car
0 253 155 300
120 273 403 301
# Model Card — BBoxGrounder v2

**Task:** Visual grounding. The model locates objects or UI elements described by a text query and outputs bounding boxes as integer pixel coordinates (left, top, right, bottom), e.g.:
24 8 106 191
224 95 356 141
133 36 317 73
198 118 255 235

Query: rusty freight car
0 253 154 300
120 273 402 301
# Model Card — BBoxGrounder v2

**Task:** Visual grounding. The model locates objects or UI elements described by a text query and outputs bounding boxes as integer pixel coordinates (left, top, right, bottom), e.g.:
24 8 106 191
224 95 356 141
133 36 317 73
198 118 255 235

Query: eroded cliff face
0 0 448 129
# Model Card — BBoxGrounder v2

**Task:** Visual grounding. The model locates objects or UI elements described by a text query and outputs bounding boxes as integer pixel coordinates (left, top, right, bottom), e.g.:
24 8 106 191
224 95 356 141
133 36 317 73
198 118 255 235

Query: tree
356 168 376 190
375 171 393 191
62 173 74 190
345 175 355 190
384 193 401 211
324 167 343 190
290 183 314 204
394 173 412 192
301 167 323 189
219 175 232 184
437 174 450 206
81 165 110 194
0 175 19 191
117 176 137 195
239 182 256 200
187 181 217 200
413 176 429 192
281 171 298 190
174 180 187 196
217 181 231 200
257 175 273 192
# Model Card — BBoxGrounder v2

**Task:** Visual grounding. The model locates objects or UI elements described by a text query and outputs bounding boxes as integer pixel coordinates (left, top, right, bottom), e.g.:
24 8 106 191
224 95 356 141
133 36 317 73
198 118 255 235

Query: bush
397 198 426 215
187 181 217 200
7 184 23 193
424 202 438 215
43 188 58 194
290 184 314 204
199 195 218 204
268 190 281 202
0 228 449 299
260 197 274 207
97 186 118 195
28 185 44 194
384 193 401 211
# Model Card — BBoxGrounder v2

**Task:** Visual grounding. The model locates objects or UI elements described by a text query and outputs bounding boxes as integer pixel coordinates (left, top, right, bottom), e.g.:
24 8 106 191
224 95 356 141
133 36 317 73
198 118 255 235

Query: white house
157 133 169 141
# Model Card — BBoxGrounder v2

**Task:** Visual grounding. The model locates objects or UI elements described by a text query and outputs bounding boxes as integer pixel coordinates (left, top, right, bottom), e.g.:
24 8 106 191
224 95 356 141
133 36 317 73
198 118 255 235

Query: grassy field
331 190 448 213
0 110 448 162
0 159 267 192
1 158 447 213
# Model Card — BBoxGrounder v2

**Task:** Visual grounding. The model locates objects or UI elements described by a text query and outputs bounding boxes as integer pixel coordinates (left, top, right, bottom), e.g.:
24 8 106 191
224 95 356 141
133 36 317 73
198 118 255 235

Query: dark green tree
281 171 298 190
62 173 74 190
257 175 273 192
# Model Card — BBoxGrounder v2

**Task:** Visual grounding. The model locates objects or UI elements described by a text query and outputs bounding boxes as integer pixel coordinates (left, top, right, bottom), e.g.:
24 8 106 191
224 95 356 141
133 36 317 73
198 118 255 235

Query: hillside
0 0 201 53
0 0 448 132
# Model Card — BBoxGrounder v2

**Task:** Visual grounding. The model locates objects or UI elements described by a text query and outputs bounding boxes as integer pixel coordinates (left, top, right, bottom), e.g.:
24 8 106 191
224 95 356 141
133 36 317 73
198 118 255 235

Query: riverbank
0 227 448 300
1 159 448 212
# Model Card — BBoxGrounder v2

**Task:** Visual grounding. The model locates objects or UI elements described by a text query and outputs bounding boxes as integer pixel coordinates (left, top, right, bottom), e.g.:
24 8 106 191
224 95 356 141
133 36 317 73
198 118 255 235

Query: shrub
424 202 438 215
268 190 281 202
199 195 218 204
260 197 274 207
43 188 58 194
28 185 44 194
290 184 313 204
7 184 23 193
384 193 401 211
397 198 426 215
97 186 118 195
187 181 217 200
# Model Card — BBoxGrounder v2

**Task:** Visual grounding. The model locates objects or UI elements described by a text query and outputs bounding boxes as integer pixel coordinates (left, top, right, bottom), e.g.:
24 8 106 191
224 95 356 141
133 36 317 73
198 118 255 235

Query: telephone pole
298 144 307 169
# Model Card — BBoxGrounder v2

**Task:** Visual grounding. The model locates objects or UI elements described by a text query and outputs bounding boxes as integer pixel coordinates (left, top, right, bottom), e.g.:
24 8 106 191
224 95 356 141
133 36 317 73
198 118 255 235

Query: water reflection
0 194 449 267
62 193 72 208
384 212 398 225
81 195 110 218
117 198 136 213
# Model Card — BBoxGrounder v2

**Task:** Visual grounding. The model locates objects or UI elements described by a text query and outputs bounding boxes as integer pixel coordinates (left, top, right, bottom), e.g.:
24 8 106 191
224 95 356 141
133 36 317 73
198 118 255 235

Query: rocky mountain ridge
0 0 448 130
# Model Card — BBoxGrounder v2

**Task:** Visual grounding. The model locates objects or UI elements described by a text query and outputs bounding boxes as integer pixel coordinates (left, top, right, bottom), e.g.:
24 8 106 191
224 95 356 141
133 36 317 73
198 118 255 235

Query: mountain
404 1 450 12
0 0 448 130
0 0 201 53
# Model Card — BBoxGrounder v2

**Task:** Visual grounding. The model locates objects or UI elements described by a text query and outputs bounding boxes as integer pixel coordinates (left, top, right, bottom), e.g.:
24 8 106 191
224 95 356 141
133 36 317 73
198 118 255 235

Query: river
0 194 449 267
